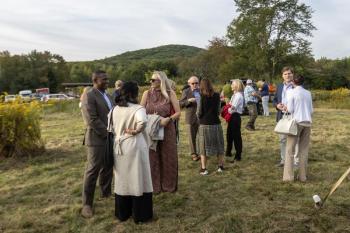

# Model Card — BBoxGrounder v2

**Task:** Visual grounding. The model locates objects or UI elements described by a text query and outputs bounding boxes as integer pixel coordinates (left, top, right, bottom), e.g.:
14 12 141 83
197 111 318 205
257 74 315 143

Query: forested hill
95 44 204 65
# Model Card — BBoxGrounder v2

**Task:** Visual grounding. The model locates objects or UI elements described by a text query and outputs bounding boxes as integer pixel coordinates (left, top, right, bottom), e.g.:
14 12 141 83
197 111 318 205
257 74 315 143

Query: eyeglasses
190 82 198 85
150 79 160 83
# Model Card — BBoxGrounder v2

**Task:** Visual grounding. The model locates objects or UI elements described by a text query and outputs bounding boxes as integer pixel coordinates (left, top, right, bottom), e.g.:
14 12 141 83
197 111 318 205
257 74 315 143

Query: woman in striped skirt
196 78 225 175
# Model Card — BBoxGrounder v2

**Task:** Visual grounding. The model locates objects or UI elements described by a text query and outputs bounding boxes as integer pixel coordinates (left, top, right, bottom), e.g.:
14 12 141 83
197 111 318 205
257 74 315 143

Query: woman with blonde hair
226 79 244 162
140 71 181 193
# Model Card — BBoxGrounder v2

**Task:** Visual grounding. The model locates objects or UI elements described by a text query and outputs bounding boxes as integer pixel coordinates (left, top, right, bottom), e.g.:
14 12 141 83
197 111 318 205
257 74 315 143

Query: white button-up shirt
282 82 293 106
286 86 313 124
97 89 112 110
228 92 244 114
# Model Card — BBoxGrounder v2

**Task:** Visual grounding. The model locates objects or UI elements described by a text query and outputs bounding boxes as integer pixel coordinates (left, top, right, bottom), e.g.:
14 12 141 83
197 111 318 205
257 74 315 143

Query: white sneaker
200 169 208 175
217 166 224 173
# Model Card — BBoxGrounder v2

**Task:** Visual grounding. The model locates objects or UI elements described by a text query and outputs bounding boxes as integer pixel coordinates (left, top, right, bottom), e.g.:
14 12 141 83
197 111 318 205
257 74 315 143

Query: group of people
79 66 313 223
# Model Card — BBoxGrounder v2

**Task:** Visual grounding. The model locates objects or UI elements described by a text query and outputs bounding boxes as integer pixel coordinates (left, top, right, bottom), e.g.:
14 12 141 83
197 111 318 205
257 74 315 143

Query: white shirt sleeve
134 107 148 132
309 92 313 114
286 91 294 114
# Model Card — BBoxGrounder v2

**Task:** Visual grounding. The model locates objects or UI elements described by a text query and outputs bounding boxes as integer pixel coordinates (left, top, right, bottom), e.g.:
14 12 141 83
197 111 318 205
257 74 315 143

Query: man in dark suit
180 76 200 161
273 66 295 167
81 70 114 218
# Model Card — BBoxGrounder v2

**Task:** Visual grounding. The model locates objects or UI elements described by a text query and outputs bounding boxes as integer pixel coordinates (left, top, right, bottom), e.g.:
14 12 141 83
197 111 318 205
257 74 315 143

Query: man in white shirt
283 75 313 182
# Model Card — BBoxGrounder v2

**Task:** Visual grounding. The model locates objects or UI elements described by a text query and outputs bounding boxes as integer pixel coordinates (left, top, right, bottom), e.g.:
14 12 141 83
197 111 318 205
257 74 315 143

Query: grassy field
0 102 350 233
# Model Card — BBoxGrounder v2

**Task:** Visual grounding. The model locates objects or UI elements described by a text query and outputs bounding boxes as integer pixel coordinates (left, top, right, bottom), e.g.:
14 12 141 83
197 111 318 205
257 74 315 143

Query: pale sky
0 0 349 61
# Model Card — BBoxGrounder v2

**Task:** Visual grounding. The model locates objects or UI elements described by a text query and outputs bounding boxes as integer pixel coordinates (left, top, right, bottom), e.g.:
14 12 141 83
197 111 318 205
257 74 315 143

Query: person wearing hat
244 79 259 130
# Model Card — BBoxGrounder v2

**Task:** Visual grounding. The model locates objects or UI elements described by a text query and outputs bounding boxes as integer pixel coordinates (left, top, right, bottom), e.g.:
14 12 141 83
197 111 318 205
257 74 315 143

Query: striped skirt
197 124 225 156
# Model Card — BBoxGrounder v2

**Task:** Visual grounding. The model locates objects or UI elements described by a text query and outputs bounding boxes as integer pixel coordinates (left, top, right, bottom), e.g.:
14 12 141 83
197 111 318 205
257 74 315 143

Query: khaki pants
283 125 311 181
246 104 257 128
261 96 270 116
279 134 299 164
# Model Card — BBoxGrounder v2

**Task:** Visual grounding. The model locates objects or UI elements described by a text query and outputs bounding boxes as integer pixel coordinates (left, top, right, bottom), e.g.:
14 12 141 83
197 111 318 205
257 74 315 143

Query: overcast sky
0 0 349 61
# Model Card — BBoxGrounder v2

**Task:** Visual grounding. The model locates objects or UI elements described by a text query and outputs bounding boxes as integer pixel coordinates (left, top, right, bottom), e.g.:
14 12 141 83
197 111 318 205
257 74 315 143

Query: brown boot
81 205 93 218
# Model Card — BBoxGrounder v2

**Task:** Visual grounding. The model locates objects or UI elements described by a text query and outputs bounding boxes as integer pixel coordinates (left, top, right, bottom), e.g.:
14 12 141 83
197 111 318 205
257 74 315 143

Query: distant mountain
97 44 204 65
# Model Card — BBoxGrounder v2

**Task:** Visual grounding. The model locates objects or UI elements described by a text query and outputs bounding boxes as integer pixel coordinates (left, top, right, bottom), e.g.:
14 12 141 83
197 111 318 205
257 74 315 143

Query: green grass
1 105 350 232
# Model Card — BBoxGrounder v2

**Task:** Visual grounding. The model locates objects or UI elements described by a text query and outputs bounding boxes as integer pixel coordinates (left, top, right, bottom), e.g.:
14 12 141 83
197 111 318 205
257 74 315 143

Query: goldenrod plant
0 100 44 157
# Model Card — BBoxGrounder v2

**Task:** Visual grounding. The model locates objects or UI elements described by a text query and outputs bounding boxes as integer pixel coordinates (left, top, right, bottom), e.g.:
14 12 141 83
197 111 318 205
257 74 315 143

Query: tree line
1 0 349 94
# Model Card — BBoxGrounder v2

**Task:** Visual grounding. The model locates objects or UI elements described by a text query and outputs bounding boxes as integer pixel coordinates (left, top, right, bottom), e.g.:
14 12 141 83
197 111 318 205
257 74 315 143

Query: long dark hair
200 78 214 97
115 81 139 107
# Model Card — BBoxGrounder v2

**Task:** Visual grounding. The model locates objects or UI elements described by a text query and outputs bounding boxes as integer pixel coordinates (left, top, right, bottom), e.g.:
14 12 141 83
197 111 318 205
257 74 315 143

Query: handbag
104 107 115 169
221 104 232 123
274 113 298 135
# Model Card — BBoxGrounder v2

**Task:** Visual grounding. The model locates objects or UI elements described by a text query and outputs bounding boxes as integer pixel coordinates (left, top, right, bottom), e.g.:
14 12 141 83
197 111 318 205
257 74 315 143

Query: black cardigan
197 92 221 125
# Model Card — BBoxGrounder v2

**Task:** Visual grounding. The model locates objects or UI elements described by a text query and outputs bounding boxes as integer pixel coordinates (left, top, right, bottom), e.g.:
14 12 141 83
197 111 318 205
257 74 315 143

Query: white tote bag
274 113 298 135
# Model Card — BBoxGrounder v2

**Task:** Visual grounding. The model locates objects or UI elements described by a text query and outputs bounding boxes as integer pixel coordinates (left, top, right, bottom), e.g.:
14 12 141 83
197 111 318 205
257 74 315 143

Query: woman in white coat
108 81 153 223
283 75 313 182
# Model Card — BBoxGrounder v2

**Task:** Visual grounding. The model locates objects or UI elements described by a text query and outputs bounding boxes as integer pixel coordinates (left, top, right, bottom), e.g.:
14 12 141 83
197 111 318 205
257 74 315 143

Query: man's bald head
188 76 199 83
188 76 199 91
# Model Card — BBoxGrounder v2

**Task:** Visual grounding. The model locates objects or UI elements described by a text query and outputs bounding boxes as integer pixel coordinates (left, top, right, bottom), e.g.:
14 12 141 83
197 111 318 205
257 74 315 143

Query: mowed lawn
0 105 350 233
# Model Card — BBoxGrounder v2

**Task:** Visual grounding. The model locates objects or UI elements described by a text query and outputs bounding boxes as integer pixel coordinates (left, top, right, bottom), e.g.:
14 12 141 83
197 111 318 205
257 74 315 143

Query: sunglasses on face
190 82 198 85
150 79 160 83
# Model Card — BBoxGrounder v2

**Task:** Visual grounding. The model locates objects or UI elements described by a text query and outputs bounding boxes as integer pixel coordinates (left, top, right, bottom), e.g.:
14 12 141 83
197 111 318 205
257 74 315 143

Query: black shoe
225 152 233 157
234 155 241 161
245 126 254 131
100 193 112 199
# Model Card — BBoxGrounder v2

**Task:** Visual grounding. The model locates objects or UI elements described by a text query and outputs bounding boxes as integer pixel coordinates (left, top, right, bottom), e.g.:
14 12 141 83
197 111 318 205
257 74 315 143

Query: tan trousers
187 122 199 155
283 125 311 182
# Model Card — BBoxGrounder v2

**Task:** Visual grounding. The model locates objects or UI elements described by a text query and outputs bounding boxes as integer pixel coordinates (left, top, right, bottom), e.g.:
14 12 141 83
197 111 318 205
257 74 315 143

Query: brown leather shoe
81 205 93 218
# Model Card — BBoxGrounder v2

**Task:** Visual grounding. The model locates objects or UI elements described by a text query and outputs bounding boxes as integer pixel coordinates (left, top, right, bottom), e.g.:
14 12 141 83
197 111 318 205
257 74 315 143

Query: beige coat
179 88 199 125
108 103 153 196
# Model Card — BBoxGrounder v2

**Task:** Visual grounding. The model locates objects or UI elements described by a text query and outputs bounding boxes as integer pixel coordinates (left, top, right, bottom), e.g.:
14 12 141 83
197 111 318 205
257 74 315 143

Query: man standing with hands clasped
273 67 299 167
180 76 201 161
81 70 114 218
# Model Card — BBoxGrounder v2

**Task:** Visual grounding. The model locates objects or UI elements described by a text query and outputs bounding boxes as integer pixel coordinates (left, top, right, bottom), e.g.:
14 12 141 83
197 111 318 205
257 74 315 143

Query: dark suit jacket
272 83 284 122
81 88 113 146
179 87 199 124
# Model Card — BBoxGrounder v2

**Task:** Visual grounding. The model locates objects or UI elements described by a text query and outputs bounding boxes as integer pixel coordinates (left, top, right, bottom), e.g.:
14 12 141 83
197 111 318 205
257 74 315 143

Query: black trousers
226 113 243 160
115 193 153 223
82 146 113 206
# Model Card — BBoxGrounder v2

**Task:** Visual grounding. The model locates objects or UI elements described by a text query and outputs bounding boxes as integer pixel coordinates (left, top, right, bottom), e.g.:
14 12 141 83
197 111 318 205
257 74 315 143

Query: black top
197 92 221 125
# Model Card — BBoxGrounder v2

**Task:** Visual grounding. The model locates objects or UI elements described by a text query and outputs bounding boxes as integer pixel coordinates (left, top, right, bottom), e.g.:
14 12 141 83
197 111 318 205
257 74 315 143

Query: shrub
330 88 350 100
312 88 350 109
0 101 44 157
311 88 350 101
222 84 233 98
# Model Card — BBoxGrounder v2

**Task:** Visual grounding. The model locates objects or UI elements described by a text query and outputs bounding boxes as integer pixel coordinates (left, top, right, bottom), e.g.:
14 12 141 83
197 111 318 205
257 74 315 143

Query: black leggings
115 193 153 223
226 113 242 160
